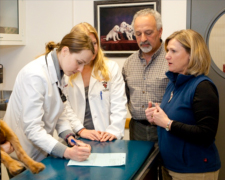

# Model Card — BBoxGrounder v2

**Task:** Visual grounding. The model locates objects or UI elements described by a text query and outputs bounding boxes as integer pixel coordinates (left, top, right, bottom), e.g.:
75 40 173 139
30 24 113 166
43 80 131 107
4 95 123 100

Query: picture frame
94 0 161 57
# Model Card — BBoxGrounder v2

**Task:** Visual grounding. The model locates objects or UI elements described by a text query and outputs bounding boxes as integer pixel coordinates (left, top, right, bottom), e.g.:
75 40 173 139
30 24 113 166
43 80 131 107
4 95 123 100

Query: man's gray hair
131 8 162 30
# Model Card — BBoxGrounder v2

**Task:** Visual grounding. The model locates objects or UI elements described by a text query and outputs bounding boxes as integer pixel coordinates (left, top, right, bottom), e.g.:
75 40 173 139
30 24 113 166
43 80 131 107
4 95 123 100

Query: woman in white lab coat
64 22 127 142
3 30 93 163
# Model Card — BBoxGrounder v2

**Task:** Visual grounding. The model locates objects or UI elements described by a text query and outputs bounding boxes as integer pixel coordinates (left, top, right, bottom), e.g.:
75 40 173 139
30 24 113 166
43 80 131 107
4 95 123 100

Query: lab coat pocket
99 90 110 112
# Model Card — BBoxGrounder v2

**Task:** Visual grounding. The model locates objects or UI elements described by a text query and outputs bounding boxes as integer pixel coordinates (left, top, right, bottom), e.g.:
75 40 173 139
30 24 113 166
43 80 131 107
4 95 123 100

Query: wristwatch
165 120 172 131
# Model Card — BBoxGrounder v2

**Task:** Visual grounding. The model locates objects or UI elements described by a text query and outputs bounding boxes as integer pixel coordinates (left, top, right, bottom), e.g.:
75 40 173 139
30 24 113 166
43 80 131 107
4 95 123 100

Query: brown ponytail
36 29 94 59
45 41 60 54
57 31 94 55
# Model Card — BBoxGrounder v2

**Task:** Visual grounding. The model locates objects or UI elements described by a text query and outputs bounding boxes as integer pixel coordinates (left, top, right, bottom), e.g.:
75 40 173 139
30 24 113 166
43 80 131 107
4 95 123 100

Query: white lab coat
4 52 72 161
64 60 127 139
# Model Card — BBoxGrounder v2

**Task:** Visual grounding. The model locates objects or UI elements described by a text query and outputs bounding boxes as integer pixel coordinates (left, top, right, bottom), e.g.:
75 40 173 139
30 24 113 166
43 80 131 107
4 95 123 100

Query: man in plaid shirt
122 9 169 142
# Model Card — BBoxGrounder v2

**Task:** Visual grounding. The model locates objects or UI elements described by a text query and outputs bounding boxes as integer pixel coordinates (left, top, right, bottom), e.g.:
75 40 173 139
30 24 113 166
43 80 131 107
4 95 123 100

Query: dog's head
113 25 120 32
120 21 127 28
126 25 133 32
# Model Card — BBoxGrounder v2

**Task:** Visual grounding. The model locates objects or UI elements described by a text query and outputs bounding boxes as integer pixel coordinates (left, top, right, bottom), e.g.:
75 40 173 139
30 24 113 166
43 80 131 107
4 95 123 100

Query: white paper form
67 153 126 167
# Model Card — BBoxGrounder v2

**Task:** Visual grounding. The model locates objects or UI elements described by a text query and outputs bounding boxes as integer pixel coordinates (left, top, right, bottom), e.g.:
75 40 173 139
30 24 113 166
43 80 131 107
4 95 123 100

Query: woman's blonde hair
69 22 110 83
165 29 211 76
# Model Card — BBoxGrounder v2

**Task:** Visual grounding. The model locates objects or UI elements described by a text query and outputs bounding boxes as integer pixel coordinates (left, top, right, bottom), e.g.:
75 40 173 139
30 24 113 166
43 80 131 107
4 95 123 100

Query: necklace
168 91 174 103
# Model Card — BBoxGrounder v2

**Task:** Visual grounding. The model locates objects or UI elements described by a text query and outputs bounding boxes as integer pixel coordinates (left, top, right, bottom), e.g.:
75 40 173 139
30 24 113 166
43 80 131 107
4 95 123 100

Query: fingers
88 134 100 141
75 145 91 156
97 131 104 139
90 131 101 141
81 130 101 141
100 133 109 142
97 131 102 134
155 103 161 111
75 141 92 152
75 140 83 144
67 137 77 147
77 146 91 153
87 144 92 151
100 132 116 142
80 144 91 151
76 141 85 146
145 108 155 122
146 107 157 112
148 101 152 108
109 135 116 141
64 145 91 161
74 146 91 162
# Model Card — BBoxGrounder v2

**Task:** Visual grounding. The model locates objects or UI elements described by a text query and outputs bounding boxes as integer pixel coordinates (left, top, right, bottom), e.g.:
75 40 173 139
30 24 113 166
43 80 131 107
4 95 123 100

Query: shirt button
142 105 144 108
142 91 145 94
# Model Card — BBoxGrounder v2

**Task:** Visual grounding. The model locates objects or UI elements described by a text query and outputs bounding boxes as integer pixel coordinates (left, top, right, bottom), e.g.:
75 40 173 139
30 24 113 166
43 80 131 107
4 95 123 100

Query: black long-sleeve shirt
170 80 219 147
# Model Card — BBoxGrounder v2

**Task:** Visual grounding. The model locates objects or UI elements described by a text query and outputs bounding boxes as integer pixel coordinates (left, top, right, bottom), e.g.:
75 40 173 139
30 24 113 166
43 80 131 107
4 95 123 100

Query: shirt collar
51 48 64 84
166 71 196 87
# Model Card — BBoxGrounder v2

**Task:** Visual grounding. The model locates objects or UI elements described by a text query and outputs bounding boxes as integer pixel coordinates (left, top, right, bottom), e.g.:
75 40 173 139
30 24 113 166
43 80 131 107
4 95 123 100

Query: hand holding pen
64 137 92 162
68 137 91 149
70 139 79 146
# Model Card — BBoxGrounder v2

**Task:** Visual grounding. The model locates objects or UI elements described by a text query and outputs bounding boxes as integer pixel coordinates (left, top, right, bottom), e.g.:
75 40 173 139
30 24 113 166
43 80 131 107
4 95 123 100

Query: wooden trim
125 118 131 129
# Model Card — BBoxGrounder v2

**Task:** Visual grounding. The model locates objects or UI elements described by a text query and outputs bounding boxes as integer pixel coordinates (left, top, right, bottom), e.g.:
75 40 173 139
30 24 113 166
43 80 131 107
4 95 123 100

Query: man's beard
140 41 152 53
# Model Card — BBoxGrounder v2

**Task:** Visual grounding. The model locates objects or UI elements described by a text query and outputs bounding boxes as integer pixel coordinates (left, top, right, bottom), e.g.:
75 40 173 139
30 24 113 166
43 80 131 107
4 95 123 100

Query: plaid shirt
122 42 169 120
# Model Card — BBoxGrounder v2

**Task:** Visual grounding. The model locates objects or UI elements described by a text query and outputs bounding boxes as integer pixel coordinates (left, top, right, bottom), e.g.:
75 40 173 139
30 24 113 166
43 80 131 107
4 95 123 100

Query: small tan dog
0 120 45 176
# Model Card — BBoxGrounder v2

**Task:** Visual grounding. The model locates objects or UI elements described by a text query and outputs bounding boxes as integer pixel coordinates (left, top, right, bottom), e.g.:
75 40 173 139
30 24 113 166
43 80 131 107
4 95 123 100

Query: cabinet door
0 0 26 45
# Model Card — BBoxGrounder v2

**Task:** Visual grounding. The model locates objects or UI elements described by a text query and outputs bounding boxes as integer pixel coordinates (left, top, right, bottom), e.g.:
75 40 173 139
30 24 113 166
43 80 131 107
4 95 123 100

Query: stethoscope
45 53 67 103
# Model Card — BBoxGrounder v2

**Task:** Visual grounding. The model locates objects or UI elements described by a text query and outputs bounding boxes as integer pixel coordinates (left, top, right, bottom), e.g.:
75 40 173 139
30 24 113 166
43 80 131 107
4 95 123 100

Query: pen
71 139 79 146
100 91 102 100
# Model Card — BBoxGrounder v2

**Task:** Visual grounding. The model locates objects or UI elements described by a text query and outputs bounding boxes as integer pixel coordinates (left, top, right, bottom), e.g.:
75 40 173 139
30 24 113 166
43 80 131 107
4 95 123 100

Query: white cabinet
0 0 26 45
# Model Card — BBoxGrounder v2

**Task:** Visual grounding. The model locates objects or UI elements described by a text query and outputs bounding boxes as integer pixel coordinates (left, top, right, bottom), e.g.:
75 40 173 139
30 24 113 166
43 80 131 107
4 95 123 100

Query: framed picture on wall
94 0 161 57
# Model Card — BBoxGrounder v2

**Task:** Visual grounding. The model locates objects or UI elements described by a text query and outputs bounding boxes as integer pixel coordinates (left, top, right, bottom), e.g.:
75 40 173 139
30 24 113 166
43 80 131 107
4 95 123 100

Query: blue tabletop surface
12 139 154 180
